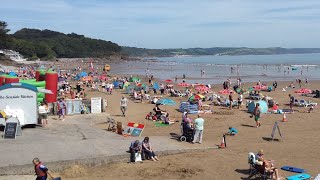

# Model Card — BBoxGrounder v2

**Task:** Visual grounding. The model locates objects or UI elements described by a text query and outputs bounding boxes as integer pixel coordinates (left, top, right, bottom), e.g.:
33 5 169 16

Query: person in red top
272 103 279 113
33 158 55 180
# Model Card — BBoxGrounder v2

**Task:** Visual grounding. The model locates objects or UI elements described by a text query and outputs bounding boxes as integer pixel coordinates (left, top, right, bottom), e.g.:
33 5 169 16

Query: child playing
225 127 238 136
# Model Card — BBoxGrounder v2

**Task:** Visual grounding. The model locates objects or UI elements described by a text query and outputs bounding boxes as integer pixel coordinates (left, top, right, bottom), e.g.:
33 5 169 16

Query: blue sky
1 0 320 48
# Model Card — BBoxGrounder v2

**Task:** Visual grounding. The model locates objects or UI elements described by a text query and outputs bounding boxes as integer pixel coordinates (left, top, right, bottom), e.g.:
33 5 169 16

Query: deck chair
176 90 186 97
248 152 273 180
299 99 307 107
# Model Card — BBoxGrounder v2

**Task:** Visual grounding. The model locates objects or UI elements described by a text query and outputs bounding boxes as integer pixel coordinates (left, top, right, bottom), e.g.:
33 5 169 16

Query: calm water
111 54 320 84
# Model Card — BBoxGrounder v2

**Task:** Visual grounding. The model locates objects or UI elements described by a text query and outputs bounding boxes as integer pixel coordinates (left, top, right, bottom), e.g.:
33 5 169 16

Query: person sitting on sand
129 140 142 163
182 112 192 124
272 103 279 113
225 127 238 136
145 112 154 120
153 104 165 119
164 113 175 124
142 137 159 161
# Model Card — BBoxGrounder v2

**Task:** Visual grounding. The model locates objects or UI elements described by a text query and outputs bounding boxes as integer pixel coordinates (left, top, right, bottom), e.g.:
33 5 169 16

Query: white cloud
1 0 320 48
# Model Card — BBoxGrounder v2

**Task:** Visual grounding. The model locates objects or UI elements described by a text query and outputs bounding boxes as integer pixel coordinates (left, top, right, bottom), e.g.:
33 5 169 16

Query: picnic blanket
155 121 170 127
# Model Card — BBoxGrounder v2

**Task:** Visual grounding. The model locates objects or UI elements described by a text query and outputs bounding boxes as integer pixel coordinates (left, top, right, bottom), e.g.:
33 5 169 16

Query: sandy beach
56 76 320 180
0 60 320 180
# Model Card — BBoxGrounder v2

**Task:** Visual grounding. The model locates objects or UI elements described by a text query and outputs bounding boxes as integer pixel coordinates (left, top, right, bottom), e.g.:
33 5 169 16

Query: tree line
0 20 121 60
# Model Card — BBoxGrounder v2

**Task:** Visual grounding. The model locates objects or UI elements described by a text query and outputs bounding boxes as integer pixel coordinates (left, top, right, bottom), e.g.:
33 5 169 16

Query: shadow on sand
241 124 256 128
234 169 261 180
262 137 281 142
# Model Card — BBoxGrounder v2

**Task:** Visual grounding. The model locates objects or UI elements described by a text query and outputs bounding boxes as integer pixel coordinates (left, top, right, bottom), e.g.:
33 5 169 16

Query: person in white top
192 114 205 144
120 95 128 117
109 83 114 95
238 93 243 109
38 102 49 127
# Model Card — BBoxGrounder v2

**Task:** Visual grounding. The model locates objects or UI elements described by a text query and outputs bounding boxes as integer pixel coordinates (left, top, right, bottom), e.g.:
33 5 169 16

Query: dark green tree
0 20 13 49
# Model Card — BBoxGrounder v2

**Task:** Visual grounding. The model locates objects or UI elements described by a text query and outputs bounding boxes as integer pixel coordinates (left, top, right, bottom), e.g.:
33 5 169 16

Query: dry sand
54 78 320 180
2 59 319 179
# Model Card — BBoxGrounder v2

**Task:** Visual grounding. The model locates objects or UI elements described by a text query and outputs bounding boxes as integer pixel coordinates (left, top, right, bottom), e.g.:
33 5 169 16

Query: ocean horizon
111 53 320 84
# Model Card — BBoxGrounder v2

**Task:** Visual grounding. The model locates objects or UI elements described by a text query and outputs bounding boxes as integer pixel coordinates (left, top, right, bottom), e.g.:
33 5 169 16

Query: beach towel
155 121 170 127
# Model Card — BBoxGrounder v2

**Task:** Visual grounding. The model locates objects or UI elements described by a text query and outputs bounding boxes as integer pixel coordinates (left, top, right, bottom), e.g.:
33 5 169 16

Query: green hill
10 28 121 59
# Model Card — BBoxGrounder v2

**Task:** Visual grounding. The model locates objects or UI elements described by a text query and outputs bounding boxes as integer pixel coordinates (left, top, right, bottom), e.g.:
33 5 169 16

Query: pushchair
179 122 194 142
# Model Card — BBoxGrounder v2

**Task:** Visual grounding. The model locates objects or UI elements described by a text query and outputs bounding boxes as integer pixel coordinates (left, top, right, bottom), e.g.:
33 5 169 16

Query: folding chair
248 152 273 180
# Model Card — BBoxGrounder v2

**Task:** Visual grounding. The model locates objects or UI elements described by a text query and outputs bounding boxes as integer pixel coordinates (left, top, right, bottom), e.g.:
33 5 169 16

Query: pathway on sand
0 113 212 175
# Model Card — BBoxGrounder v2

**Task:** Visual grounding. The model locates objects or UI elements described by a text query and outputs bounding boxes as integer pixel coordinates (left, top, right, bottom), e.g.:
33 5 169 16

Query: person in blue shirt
225 127 238 136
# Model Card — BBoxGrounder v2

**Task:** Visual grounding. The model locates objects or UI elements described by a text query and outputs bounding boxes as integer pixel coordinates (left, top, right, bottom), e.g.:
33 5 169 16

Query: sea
110 53 320 84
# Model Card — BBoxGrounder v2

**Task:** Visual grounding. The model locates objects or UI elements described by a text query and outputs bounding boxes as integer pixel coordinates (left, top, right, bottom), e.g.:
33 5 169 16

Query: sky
1 0 320 49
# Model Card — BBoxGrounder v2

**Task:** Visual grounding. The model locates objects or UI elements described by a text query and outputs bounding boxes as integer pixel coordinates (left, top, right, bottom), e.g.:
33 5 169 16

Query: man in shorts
229 92 233 110
120 95 128 117
253 103 261 128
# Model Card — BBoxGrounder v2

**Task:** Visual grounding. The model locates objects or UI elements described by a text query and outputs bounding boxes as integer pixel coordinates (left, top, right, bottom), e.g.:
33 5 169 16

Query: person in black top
289 94 295 111
273 81 277 91
76 82 81 93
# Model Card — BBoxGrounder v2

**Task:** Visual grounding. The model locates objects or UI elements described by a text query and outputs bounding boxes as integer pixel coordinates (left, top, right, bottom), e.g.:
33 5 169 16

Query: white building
0 49 27 62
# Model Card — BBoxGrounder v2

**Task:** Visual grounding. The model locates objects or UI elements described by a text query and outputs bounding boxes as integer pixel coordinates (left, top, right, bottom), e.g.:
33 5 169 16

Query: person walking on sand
192 114 204 144
237 93 243 109
229 92 233 110
57 98 66 121
252 103 261 128
120 95 128 117
289 94 295 112
33 158 55 180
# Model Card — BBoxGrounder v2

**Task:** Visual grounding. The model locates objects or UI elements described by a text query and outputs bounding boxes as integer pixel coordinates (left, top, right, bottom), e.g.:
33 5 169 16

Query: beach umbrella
164 79 172 83
188 94 205 101
79 71 88 77
8 72 17 77
294 88 312 94
129 77 140 82
156 98 176 106
218 89 234 94
195 86 209 92
178 82 190 87
253 85 267 91
192 83 205 87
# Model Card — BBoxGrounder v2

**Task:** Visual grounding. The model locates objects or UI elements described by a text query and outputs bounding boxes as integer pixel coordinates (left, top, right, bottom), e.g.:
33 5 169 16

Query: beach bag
135 153 142 162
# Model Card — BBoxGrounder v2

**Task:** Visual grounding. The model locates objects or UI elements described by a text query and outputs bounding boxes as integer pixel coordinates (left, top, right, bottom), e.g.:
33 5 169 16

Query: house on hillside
0 49 26 62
